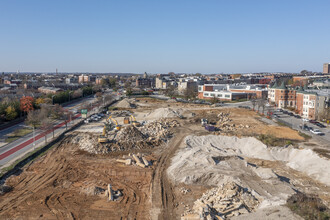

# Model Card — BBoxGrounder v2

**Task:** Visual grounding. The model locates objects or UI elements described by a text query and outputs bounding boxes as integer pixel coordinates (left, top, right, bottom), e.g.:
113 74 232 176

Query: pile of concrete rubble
139 119 180 139
217 112 250 132
115 125 146 145
183 182 259 219
71 133 111 154
116 153 151 168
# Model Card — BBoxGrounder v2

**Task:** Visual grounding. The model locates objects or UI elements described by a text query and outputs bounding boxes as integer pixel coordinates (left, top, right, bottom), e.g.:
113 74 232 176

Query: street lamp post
69 91 73 102
52 95 56 105
22 125 36 150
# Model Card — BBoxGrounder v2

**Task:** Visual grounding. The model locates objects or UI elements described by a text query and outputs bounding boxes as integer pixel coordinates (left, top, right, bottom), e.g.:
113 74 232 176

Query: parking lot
270 109 330 145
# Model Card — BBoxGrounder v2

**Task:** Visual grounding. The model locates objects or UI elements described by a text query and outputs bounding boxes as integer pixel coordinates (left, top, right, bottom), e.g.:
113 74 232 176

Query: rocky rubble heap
217 112 250 132
139 119 180 140
71 134 112 154
184 182 259 219
115 125 146 145
72 119 180 154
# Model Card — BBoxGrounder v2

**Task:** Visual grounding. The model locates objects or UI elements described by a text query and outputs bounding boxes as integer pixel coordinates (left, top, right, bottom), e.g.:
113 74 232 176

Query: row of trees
26 104 73 143
251 98 268 114
0 85 102 122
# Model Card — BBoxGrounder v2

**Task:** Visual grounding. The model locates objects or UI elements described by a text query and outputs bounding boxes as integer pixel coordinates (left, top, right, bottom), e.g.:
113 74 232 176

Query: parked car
316 122 326 128
309 120 318 124
288 112 294 116
302 118 309 122
310 129 324 135
273 114 279 118
283 110 288 114
294 114 301 119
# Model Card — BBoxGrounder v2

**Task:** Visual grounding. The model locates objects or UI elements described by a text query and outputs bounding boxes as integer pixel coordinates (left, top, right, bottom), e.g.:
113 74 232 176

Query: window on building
210 93 215 97
204 93 209 96
225 94 230 98
217 94 222 97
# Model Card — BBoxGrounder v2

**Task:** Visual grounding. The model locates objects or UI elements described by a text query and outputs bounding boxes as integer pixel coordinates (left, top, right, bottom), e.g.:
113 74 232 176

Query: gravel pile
144 107 183 119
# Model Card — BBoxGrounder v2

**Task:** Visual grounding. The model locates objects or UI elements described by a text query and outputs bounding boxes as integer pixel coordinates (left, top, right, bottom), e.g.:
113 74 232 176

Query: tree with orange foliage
20 96 34 116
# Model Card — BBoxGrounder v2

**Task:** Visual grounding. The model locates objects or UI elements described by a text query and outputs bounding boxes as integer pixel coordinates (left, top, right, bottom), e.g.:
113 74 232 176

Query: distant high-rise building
323 63 330 74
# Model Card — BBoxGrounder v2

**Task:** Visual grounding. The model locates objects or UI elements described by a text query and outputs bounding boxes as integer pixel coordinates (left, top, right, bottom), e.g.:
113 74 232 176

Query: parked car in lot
310 129 325 135
316 122 326 128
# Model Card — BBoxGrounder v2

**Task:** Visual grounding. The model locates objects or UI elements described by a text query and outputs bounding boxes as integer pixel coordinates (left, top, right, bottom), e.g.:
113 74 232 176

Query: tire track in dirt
151 127 192 220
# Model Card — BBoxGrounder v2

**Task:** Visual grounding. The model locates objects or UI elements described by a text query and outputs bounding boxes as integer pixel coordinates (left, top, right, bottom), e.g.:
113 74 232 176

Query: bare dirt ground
0 137 153 219
0 98 328 220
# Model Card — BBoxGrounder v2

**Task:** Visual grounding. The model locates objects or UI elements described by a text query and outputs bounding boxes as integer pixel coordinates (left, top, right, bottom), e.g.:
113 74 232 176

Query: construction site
1 97 330 219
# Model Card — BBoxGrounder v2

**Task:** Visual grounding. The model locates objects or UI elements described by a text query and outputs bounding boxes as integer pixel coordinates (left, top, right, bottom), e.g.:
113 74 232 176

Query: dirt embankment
0 138 153 220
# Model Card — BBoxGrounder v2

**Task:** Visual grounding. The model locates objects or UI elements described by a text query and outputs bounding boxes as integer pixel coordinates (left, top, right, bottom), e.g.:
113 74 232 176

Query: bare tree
251 98 257 111
26 109 44 129
40 117 53 143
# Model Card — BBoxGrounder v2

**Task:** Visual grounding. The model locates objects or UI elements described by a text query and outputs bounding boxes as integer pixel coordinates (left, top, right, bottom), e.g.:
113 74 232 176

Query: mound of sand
168 135 330 218
115 99 135 108
169 135 330 187
144 108 183 120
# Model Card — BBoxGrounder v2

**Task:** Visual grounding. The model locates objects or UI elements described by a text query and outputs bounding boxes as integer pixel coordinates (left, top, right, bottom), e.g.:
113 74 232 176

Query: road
0 96 97 168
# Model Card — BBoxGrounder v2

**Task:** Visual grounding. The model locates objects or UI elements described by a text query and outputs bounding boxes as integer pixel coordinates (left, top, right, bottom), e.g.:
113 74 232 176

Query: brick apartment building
268 82 330 120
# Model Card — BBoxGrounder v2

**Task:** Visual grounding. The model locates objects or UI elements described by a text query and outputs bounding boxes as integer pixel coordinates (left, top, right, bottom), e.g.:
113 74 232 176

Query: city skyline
1 0 330 73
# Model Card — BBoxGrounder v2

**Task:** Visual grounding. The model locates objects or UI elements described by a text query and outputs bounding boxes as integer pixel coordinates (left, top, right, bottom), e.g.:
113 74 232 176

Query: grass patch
287 192 330 220
257 134 297 147
5 128 33 143
223 98 248 103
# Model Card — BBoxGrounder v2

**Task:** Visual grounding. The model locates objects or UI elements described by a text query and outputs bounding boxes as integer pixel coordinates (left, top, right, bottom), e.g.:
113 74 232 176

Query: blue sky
1 0 329 73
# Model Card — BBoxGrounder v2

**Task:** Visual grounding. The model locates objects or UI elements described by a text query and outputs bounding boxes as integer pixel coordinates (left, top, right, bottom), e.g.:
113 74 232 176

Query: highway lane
0 114 81 166
0 96 97 168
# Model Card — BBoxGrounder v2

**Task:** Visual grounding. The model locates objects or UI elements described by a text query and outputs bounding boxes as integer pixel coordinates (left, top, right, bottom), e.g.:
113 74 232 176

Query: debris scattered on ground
116 153 151 168
183 182 260 219
180 187 191 195
110 110 131 117
217 112 250 132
